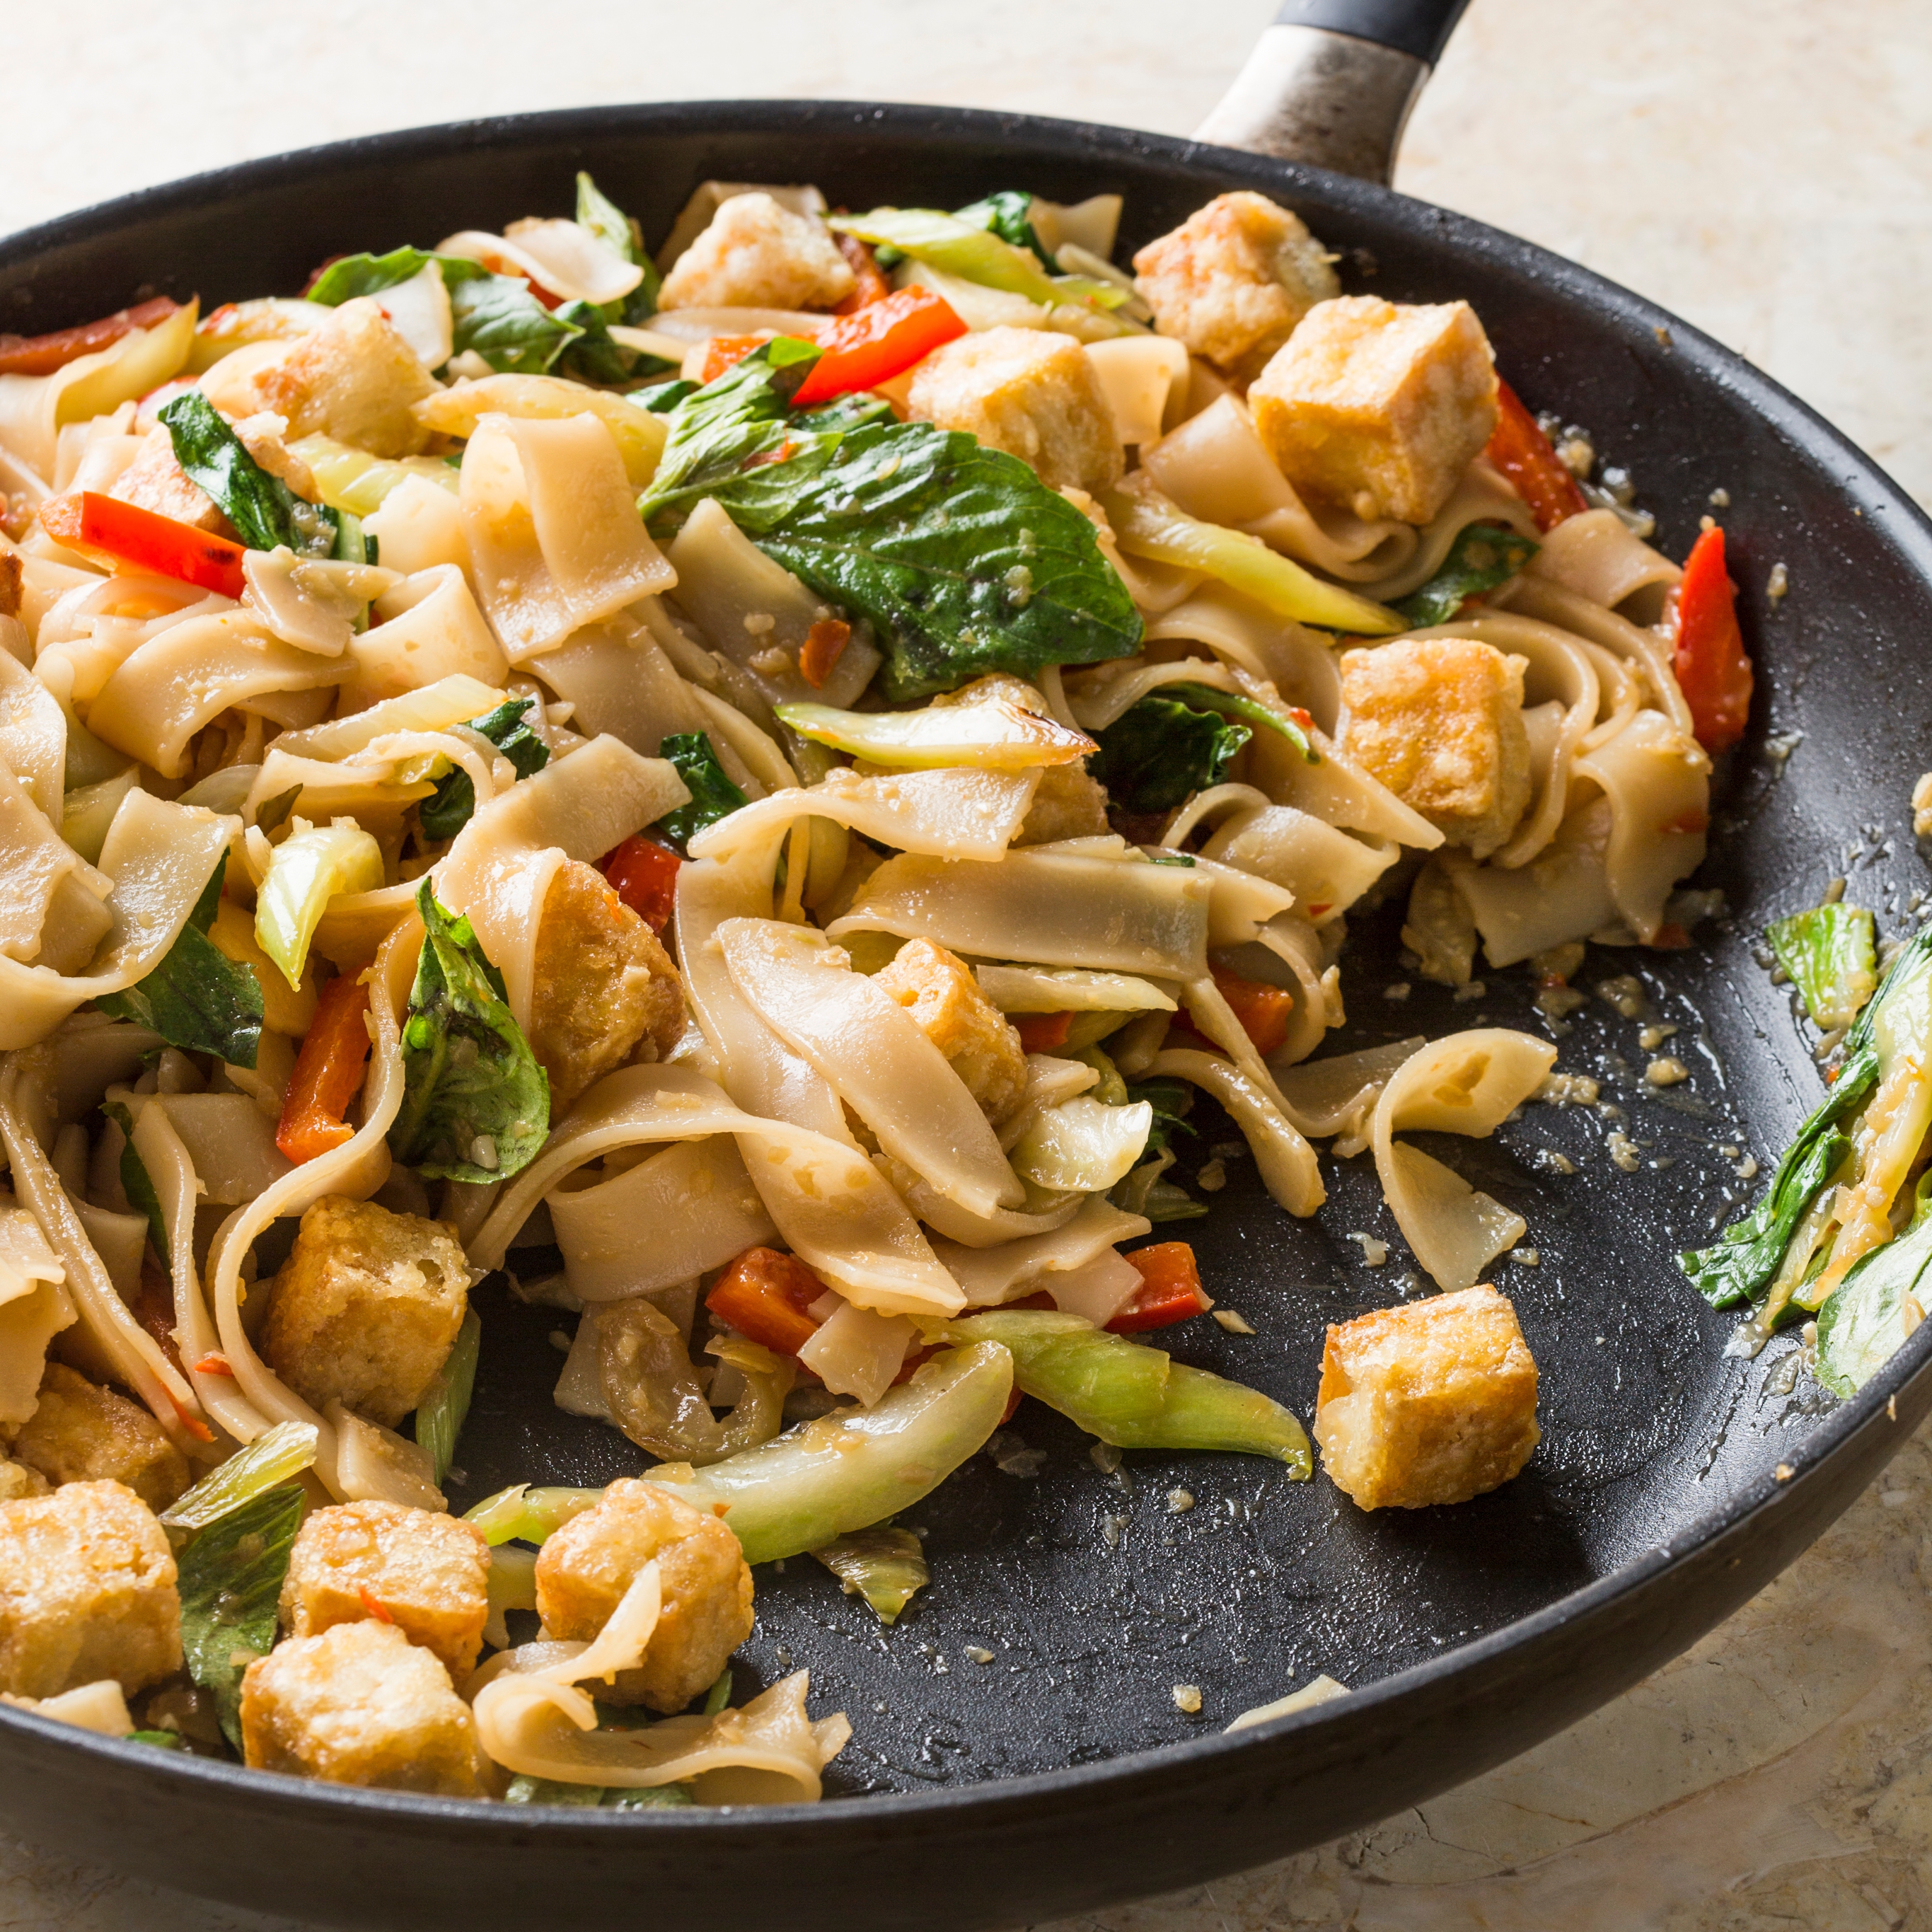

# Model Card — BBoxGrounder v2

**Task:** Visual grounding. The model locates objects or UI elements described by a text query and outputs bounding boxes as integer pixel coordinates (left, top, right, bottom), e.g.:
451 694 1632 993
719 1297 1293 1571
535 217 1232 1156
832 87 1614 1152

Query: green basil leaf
303 247 440 305
1125 1077 1196 1154
389 881 550 1183
574 170 661 323
656 733 748 855
1089 694 1250 816
1162 681 1317 763
178 1482 305 1749
158 391 337 557
102 1101 167 1261
635 378 698 414
418 697 550 843
449 274 583 375
553 299 672 387
952 190 1057 268
1393 521 1540 628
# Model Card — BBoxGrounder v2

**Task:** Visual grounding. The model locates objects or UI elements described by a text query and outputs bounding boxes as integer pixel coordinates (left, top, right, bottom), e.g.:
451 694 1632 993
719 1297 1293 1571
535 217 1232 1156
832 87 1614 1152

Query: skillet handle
1195 0 1473 185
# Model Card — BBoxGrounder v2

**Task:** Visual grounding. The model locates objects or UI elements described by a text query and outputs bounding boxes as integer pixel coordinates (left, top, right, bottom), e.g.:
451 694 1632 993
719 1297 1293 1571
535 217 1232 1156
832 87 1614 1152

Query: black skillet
4 3 1931 1925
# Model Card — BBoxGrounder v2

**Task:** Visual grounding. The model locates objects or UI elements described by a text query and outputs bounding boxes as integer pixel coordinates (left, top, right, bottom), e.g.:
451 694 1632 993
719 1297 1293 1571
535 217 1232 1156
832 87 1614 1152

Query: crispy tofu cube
0 1462 47 1503
0 1481 180 1697
109 427 225 531
1339 637 1531 860
908 327 1122 494
926 676 1107 839
658 192 855 312
260 1196 470 1430
240 1619 486 1795
1249 296 1499 525
528 858 687 1111
873 937 1029 1127
279 1500 491 1681
1131 191 1340 386
11 1364 190 1512
244 298 437 460
1314 1285 1539 1510
534 1478 752 1714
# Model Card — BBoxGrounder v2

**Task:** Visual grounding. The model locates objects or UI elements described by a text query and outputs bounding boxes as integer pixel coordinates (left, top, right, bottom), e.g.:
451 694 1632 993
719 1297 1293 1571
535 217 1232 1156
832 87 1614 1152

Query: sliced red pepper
0 296 181 378
193 1354 235 1377
1107 1244 1209 1333
833 233 892 314
706 1246 827 1357
799 618 851 689
600 833 681 935
700 334 780 384
276 973 373 1164
789 287 967 406
1209 968 1295 1058
357 1585 395 1624
1483 380 1589 533
1014 1012 1074 1054
39 492 248 599
1672 524 1754 753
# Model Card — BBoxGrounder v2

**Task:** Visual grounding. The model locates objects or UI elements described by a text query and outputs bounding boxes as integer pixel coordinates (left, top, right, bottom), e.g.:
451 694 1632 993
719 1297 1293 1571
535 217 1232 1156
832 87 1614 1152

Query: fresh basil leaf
128 1730 186 1749
178 1481 305 1749
389 881 550 1184
1126 1077 1196 1155
553 299 672 388
574 170 661 324
1767 902 1878 1033
1162 682 1317 763
794 393 896 435
656 732 748 855
102 1101 167 1260
1089 695 1250 816
1393 521 1539 628
415 1308 481 1485
953 190 1057 268
95 855 263 1069
418 697 550 843
303 246 441 305
449 273 583 375
158 391 337 557
635 378 698 414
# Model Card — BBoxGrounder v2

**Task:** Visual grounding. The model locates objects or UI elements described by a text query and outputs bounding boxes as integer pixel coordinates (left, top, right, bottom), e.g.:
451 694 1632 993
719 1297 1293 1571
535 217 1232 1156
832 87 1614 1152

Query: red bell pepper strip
276 974 373 1164
1483 380 1589 533
833 233 892 313
1014 1012 1074 1054
789 287 967 406
39 492 248 599
1672 524 1753 753
799 617 852 689
699 334 784 384
0 296 181 378
600 834 681 935
706 1247 827 1356
1209 968 1294 1058
1106 1244 1210 1333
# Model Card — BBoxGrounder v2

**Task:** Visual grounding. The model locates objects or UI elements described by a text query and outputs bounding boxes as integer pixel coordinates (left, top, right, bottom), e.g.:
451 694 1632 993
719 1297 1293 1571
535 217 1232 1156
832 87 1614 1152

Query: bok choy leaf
810 1525 929 1625
1816 1172 1932 1396
1766 901 1878 1032
161 1421 320 1537
177 1482 305 1748
415 1309 482 1485
1392 521 1539 628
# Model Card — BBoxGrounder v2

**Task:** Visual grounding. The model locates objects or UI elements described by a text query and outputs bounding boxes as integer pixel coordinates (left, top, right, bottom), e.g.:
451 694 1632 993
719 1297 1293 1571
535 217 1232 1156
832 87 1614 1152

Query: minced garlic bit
1536 985 1587 1025
1382 981 1412 1002
1645 1056 1690 1087
1532 1147 1578 1176
548 1329 572 1353
1913 773 1932 840
1708 487 1731 508
1212 1309 1255 1334
1529 942 1585 983
1101 1515 1128 1549
1775 1463 1794 1482
1197 1158 1227 1193
1735 1152 1760 1179
741 611 777 635
1172 1684 1203 1715
1452 979 1487 1003
1766 562 1789 605
1515 1249 1540 1266
1607 1129 1642 1172
1347 1232 1389 1266
1597 974 1646 1019
965 1646 995 1665
1638 1023 1679 1051
1822 876 1847 905
1166 1488 1195 1514
1089 1442 1123 1476
1537 1072 1601 1106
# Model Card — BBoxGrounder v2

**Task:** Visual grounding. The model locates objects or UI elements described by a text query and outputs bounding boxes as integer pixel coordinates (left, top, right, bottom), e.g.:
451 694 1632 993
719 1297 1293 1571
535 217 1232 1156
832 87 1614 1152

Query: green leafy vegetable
447 272 584 376
1090 694 1250 816
504 1775 606 1807
96 855 262 1069
810 1525 929 1625
952 190 1058 267
1162 682 1317 763
388 881 550 1184
1767 902 1878 1032
128 1730 185 1749
178 1482 305 1748
656 732 749 854
418 696 551 843
161 1420 320 1536
304 246 451 305
702 1667 734 1716
1392 521 1539 627
1126 1078 1196 1154
575 170 661 323
553 299 671 388
828 208 1124 310
1816 1172 1932 1395
635 378 698 413
415 1309 482 1485
158 391 338 557
101 1101 166 1260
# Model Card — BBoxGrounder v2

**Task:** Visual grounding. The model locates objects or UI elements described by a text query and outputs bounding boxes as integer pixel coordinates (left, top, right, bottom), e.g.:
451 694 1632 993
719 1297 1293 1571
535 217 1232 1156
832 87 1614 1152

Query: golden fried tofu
260 1196 470 1430
240 1619 486 1795
534 1478 751 1713
1131 191 1340 385
1314 1285 1539 1510
1339 637 1531 860
528 859 686 1112
108 427 225 531
0 1481 180 1698
658 192 855 312
0 1462 47 1503
873 937 1029 1127
1249 296 1498 525
280 1500 491 1682
243 297 437 460
11 1364 190 1512
1017 763 1111 845
908 327 1122 494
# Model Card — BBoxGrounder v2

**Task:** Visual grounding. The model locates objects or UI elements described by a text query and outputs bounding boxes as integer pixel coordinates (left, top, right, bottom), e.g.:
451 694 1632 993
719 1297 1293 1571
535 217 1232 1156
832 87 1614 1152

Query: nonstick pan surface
3 99 1931 1932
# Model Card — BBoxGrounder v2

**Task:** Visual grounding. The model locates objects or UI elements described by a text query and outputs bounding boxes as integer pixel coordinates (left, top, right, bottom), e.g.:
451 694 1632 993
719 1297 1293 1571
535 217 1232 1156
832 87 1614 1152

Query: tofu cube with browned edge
11 1363 190 1512
240 1619 486 1795
658 192 855 313
908 328 1122 495
0 1480 180 1698
260 1196 470 1430
1131 191 1340 386
244 298 438 460
928 676 1109 845
873 937 1029 1127
1249 296 1499 526
534 1478 752 1713
528 858 686 1111
279 1500 491 1682
109 427 224 531
1339 637 1531 860
1314 1285 1539 1510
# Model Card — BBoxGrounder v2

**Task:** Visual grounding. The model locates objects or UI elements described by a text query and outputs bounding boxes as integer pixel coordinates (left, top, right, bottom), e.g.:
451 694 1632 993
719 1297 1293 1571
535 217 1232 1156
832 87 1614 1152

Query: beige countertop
4 3 1931 1926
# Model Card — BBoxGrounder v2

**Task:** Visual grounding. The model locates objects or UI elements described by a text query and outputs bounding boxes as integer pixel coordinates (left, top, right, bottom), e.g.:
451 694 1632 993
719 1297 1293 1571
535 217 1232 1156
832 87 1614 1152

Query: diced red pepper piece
1106 1244 1209 1333
789 287 968 406
1483 380 1589 533
705 1246 827 1357
833 233 893 313
276 974 373 1164
799 617 851 689
0 296 181 378
1210 968 1295 1058
1014 1012 1074 1053
1672 524 1753 753
700 335 779 383
600 833 681 935
39 492 248 599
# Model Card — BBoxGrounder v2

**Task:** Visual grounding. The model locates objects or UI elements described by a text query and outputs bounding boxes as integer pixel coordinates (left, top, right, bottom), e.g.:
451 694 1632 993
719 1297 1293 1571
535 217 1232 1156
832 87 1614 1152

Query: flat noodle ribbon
0 1196 74 1425
1146 1047 1323 1216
